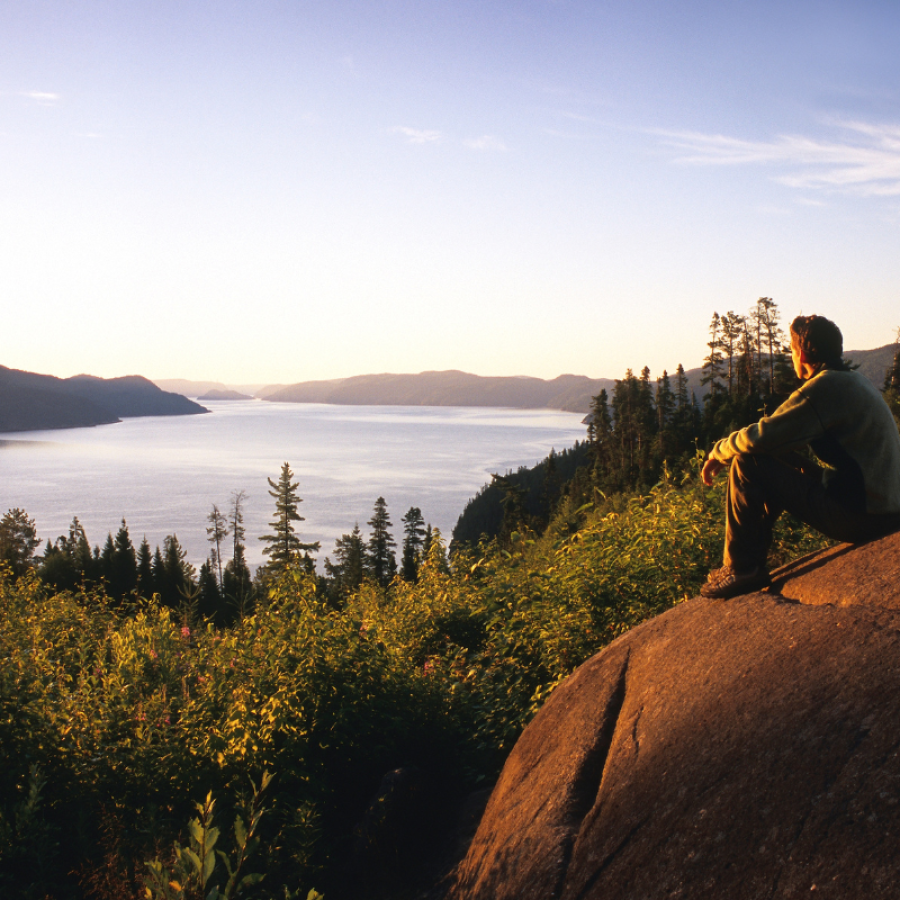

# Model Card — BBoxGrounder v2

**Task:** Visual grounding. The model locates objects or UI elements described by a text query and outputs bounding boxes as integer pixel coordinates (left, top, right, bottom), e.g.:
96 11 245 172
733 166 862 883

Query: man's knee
728 453 788 501
729 452 760 484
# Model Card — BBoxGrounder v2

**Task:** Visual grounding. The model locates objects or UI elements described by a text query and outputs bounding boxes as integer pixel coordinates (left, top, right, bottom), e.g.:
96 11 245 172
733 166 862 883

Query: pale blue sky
2 1 899 384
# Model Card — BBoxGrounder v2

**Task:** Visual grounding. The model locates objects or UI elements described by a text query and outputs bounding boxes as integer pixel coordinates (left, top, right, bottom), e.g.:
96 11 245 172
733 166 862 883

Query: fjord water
0 400 585 569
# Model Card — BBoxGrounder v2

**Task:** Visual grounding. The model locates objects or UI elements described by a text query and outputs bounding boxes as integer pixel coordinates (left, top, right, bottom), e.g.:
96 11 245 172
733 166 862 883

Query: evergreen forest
2 300 899 900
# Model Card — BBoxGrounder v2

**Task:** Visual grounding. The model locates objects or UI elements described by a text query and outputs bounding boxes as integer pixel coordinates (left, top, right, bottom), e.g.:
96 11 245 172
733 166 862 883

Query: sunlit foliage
0 457 832 897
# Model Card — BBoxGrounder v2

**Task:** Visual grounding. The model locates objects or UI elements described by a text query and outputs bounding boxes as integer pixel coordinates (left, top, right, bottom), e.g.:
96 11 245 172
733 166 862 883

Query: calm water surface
0 401 585 569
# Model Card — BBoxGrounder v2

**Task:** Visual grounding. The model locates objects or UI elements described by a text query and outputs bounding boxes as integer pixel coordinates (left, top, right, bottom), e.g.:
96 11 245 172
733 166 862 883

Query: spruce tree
198 560 223 623
206 503 229 588
754 297 784 393
655 370 675 464
110 519 137 600
160 535 194 608
588 389 613 485
400 507 426 582
0 509 41 578
325 524 366 598
151 545 166 598
67 517 95 584
701 313 726 397
260 463 320 572
488 474 521 540
223 490 252 600
137 537 154 598
99 533 115 588
366 497 397 587
38 536 77 591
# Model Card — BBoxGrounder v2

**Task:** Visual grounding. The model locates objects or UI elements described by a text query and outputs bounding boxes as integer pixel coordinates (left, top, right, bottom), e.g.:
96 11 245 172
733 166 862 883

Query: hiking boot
700 565 771 599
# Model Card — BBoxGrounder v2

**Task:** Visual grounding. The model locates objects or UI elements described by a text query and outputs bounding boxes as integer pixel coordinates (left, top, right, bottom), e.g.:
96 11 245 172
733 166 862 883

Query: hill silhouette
0 366 208 433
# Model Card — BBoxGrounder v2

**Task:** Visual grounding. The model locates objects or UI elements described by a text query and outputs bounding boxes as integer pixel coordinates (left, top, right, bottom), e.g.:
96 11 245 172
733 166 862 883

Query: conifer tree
400 507 426 582
38 534 77 591
655 370 675 462
151 545 166 597
491 474 528 541
0 508 41 578
540 450 561 523
137 537 154 598
223 490 252 601
588 389 613 484
260 463 320 572
198 559 223 623
754 297 784 393
160 535 194 608
109 519 137 600
99 533 115 587
67 517 95 583
325 524 366 598
672 364 695 449
612 369 652 489
701 313 726 397
722 311 747 396
366 497 397 587
206 503 229 588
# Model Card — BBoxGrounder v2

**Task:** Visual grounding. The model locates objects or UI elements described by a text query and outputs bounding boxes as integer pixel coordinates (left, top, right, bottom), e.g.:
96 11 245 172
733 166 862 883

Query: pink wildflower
181 626 191 639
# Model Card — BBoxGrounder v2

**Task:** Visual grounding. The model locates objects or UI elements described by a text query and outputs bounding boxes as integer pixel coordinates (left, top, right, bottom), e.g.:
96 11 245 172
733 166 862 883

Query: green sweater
710 369 900 515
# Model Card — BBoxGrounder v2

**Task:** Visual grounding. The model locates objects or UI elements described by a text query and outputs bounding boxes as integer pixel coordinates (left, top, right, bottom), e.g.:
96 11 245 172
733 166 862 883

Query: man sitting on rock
700 314 900 599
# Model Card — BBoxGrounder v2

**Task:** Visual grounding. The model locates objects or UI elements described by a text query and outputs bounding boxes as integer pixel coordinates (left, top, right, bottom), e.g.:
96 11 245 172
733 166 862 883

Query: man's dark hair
790 315 845 368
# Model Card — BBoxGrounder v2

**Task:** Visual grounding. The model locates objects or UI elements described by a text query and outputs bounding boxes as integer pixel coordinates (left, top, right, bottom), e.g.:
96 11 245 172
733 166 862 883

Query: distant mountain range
6 344 895 436
260 371 619 413
171 342 895 415
197 388 255 401
0 366 208 434
154 379 268 397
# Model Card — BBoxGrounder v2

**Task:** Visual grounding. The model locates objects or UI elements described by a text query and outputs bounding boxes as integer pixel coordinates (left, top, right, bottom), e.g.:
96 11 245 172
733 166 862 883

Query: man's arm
708 385 822 466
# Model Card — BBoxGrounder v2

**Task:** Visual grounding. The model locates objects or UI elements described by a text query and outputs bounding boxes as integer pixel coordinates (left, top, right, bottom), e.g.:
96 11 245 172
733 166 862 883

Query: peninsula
0 366 209 434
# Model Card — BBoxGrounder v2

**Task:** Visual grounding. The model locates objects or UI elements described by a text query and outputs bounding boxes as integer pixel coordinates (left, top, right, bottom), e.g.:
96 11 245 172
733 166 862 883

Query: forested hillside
454 303 900 546
0 367 208 433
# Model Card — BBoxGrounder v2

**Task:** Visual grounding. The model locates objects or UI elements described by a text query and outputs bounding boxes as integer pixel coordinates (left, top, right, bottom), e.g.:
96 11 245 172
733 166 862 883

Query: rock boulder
452 530 900 900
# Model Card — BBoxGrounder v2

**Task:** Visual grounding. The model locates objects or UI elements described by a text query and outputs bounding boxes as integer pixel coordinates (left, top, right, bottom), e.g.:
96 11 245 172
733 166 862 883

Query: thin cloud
392 126 442 145
22 90 59 104
464 135 507 152
560 111 598 123
661 121 900 197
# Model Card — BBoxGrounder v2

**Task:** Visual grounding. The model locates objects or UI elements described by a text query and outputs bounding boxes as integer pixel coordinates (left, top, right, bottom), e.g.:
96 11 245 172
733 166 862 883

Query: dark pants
724 452 900 571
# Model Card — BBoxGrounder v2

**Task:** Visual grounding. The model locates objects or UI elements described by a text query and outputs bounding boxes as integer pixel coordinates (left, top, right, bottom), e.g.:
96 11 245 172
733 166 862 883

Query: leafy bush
0 464 832 896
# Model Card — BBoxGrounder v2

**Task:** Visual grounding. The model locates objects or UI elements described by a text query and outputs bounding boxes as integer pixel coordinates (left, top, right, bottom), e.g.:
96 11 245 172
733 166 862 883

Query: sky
2 0 899 386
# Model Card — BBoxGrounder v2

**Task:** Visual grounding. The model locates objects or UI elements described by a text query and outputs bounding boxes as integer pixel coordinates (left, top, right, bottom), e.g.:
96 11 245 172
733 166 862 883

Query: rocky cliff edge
451 530 900 900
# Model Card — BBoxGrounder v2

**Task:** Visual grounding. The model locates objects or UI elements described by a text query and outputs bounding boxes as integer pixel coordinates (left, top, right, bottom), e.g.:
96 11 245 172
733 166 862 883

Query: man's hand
701 456 726 486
